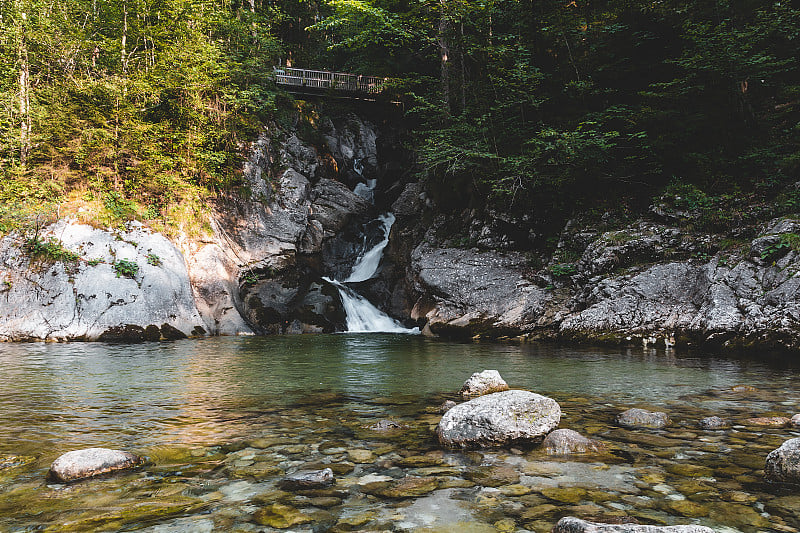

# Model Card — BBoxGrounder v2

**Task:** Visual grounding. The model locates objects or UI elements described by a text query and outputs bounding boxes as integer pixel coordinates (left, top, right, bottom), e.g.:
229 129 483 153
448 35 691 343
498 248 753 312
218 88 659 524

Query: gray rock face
48 448 143 482
616 408 670 429
0 221 207 341
459 370 510 399
553 517 715 533
0 114 386 341
699 416 729 430
310 179 372 237
436 390 561 448
402 209 800 350
321 114 380 184
543 429 604 454
278 468 335 491
411 244 548 336
765 437 800 483
242 276 345 334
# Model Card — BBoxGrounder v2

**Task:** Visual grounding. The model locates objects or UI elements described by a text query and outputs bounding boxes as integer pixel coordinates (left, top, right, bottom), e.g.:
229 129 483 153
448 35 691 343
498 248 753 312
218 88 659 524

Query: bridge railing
274 67 388 95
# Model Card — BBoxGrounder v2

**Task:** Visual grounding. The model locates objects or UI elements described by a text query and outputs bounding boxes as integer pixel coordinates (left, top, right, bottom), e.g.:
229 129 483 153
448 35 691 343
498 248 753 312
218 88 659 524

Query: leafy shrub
146 253 162 266
113 259 139 278
550 263 577 277
24 237 80 263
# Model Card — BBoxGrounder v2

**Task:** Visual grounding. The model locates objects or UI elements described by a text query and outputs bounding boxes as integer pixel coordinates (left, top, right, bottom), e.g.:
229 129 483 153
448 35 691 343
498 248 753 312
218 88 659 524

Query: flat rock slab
48 448 143 482
616 408 669 429
436 390 561 448
459 370 509 399
553 516 715 532
765 437 800 484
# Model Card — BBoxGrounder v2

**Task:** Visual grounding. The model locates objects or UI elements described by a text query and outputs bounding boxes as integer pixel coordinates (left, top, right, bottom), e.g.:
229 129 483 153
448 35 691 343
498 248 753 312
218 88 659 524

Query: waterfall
352 159 377 203
323 161 418 334
346 213 394 283
324 278 416 333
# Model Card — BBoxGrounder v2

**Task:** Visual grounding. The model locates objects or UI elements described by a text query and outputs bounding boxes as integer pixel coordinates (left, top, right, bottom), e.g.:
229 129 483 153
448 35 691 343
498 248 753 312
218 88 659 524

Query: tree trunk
121 0 128 74
459 21 466 114
438 0 450 116
18 11 30 167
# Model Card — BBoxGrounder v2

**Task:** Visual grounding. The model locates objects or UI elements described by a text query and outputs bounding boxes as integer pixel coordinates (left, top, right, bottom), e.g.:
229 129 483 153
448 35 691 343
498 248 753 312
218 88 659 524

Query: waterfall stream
323 162 418 334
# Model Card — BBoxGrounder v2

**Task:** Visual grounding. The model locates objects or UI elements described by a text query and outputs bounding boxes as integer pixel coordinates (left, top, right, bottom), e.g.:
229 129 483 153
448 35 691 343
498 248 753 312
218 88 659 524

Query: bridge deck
274 67 387 95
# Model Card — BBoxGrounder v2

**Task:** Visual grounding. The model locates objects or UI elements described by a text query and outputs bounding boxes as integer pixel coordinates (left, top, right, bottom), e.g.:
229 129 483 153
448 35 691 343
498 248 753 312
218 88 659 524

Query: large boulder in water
48 448 143 482
459 369 509 399
765 437 800 484
552 517 714 532
436 390 560 448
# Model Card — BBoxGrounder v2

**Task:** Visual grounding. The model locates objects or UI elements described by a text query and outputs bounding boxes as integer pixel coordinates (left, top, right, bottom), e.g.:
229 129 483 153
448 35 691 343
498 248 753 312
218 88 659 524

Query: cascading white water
352 159 377 203
324 161 418 334
346 213 395 283
324 278 416 333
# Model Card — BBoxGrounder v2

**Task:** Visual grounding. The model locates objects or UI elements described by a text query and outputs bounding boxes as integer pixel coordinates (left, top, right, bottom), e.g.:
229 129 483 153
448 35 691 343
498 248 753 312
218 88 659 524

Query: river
1 337 799 531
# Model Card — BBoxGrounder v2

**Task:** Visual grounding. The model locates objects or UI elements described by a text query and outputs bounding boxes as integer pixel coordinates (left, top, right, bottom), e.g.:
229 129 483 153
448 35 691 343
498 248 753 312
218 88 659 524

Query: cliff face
3 109 800 352
385 189 800 352
0 113 388 341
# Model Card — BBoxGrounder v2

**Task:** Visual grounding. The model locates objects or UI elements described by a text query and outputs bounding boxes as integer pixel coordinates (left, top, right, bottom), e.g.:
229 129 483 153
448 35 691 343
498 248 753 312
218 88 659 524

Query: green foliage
113 259 139 279
24 237 80 263
0 0 284 231
761 233 800 260
146 253 161 267
549 263 577 277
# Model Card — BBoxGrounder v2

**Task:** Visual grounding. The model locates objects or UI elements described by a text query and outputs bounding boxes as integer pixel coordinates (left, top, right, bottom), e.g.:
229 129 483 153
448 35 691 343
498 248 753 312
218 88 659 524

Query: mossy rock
375 476 439 498
464 465 520 487
665 463 714 478
661 499 709 517
397 455 444 467
253 503 313 528
539 486 587 504
334 510 377 530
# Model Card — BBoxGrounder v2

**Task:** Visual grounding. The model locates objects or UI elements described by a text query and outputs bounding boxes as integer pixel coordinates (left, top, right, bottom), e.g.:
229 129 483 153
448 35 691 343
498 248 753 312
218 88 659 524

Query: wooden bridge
274 67 389 98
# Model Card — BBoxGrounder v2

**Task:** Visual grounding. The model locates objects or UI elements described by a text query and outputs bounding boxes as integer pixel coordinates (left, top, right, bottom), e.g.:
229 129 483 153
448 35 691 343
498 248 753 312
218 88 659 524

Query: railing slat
274 66 387 96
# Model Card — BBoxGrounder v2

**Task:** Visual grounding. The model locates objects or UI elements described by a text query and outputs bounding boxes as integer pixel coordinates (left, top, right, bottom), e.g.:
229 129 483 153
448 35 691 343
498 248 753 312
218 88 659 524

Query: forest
1 0 799 237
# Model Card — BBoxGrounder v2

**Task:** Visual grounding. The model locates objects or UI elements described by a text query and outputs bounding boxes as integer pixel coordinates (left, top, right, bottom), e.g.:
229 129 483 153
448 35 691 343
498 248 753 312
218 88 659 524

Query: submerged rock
464 465 520 487
367 419 407 431
543 429 605 454
698 416 729 430
459 370 510 399
792 414 800 427
436 390 561 448
253 503 312 528
48 448 143 482
746 416 790 427
278 468 334 491
439 400 457 413
765 438 800 484
552 516 714 532
616 408 669 429
374 476 439 498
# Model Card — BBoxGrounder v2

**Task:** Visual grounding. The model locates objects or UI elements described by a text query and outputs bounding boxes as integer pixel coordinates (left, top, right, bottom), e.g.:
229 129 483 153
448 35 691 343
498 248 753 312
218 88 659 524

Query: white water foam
324 278 417 333
346 213 395 283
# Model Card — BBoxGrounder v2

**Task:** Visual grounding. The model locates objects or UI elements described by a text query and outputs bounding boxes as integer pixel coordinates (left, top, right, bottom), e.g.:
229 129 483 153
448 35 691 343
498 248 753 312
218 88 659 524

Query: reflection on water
1 337 800 531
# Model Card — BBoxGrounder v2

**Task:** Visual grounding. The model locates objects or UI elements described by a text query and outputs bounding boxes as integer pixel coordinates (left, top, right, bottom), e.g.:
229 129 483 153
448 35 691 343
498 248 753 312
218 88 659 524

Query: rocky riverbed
3 340 800 532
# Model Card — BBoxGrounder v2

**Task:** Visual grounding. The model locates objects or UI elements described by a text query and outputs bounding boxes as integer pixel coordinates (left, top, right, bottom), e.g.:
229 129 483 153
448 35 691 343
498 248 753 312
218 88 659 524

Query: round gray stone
48 448 143 482
436 390 561 448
